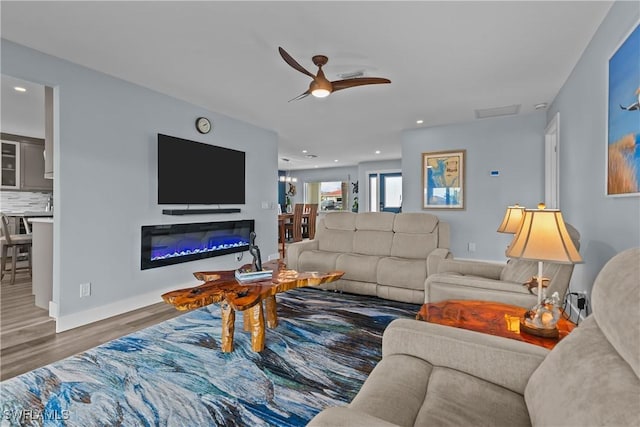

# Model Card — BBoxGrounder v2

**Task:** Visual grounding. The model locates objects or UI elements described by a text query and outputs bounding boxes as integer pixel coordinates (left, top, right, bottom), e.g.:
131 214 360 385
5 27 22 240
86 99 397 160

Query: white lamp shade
506 207 582 264
497 204 525 234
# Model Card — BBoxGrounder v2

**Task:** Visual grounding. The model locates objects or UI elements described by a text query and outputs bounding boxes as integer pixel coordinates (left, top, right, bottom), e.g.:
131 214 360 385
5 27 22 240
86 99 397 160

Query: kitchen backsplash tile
0 190 52 213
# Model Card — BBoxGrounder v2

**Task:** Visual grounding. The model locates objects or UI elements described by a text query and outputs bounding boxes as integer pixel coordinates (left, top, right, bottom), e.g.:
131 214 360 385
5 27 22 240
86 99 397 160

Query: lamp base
519 320 559 338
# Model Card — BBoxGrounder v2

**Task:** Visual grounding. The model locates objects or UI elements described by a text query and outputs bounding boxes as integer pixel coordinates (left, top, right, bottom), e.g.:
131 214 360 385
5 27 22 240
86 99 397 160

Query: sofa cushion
591 247 640 378
298 250 341 273
355 212 396 231
377 257 427 290
350 354 432 427
390 213 439 259
525 316 640 427
336 253 381 283
416 367 530 426
353 230 393 256
393 213 439 234
324 211 357 230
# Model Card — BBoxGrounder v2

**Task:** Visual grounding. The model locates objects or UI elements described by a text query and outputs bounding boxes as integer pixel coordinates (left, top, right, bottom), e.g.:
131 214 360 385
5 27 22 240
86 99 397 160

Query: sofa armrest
436 258 504 279
284 239 319 270
382 319 548 394
425 273 537 307
426 248 452 276
308 407 399 427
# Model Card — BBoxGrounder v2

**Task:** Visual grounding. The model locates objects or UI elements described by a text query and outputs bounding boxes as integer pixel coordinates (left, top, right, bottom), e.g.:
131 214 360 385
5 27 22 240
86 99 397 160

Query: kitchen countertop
28 217 53 224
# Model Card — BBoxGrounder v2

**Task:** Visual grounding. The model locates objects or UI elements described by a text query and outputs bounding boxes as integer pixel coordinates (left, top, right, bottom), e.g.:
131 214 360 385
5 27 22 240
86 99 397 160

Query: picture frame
422 149 465 209
606 21 639 197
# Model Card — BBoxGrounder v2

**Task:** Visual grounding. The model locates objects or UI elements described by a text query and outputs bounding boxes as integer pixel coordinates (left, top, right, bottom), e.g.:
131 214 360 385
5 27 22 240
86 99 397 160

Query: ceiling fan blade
279 47 316 79
288 90 311 102
331 77 391 92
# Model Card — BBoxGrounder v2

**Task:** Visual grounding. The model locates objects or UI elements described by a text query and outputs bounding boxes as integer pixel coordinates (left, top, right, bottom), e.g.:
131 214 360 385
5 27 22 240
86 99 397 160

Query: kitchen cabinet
1 141 20 189
0 135 53 191
21 141 52 190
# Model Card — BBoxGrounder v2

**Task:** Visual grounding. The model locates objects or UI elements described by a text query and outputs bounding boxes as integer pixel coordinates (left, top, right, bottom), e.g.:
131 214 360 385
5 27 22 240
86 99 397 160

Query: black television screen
157 134 245 205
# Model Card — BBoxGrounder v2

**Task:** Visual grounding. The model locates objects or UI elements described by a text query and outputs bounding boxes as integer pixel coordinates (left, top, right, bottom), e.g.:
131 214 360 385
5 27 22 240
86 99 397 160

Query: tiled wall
0 190 52 214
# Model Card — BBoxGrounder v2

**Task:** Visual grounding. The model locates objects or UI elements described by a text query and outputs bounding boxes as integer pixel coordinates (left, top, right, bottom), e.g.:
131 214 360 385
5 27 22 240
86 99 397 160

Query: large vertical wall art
607 22 640 196
422 149 465 209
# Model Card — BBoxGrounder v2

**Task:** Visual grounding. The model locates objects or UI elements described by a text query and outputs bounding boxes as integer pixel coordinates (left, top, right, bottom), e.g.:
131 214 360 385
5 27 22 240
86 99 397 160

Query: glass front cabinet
1 141 20 189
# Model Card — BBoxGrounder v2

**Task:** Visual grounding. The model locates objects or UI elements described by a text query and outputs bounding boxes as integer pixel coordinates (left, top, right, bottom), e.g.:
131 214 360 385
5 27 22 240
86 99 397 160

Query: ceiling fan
278 47 391 101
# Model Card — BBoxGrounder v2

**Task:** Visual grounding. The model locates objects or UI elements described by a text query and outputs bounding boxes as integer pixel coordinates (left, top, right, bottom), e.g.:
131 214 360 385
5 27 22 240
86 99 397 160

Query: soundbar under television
157 134 246 205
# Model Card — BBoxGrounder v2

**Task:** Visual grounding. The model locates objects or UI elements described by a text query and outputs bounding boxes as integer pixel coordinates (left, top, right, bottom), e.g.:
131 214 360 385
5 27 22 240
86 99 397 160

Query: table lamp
506 203 582 337
497 204 525 234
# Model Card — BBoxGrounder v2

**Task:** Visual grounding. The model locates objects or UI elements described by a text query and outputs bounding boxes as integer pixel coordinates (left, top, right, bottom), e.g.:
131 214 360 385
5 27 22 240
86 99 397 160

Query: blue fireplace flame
141 220 254 270
150 233 249 261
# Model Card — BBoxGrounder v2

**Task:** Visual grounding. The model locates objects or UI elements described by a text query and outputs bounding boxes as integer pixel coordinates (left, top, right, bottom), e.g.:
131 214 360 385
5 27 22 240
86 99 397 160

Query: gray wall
547 1 640 292
402 112 547 260
2 40 279 330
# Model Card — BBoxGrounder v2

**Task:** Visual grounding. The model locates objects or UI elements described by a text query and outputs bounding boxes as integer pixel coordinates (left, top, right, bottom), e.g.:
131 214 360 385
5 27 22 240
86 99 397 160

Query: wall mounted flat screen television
157 134 245 205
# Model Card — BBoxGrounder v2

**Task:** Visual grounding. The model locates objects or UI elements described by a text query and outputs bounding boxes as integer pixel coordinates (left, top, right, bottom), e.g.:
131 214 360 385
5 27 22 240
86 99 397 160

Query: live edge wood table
162 260 344 353
416 300 576 350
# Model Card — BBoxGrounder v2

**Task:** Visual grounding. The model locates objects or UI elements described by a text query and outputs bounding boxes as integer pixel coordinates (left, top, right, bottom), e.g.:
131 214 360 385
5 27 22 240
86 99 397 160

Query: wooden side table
416 300 575 350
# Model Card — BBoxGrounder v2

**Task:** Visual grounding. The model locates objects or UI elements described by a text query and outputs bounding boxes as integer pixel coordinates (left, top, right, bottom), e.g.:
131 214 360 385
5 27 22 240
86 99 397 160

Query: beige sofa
308 247 640 427
286 212 451 304
424 223 580 308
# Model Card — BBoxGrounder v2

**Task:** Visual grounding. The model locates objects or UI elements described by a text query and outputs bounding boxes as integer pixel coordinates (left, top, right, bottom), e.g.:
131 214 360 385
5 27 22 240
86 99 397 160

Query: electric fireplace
141 220 254 270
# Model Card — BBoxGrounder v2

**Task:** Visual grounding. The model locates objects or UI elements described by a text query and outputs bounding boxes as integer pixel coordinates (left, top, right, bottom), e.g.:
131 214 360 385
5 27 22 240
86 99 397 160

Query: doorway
368 171 402 213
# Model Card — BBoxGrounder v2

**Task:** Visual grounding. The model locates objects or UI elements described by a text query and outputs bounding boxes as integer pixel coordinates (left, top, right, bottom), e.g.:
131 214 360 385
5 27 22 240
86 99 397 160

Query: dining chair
0 213 33 285
285 204 304 242
302 203 318 239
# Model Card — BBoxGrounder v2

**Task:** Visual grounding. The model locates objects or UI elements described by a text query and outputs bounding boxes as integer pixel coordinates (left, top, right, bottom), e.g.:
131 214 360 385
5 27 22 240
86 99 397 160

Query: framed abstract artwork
422 149 465 209
607 22 639 196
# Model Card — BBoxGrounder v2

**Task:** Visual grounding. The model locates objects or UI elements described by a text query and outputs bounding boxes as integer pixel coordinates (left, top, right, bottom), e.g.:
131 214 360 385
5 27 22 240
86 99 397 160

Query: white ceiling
0 1 612 170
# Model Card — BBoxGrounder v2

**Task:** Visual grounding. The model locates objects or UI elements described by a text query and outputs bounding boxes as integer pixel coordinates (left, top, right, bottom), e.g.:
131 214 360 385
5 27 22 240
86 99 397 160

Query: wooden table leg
243 310 251 331
246 303 265 352
220 302 235 352
264 295 278 329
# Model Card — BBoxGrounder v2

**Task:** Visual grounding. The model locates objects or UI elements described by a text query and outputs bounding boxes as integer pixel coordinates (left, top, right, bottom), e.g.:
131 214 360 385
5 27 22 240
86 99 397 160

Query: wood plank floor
1 271 184 381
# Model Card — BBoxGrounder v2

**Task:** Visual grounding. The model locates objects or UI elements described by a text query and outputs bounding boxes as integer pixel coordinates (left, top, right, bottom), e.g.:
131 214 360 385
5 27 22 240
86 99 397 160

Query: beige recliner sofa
308 247 640 427
424 224 580 308
286 212 451 304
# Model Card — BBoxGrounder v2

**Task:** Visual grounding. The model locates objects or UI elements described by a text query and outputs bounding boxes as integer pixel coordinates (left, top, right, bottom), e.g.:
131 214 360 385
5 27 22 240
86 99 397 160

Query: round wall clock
195 117 212 134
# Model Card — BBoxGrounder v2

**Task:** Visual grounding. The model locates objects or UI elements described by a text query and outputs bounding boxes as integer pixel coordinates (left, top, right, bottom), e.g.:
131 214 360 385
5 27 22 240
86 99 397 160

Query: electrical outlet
79 282 91 298
468 242 476 252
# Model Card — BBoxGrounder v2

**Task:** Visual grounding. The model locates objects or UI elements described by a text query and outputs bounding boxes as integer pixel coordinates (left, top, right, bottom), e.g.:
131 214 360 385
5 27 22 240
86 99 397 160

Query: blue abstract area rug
1 288 419 426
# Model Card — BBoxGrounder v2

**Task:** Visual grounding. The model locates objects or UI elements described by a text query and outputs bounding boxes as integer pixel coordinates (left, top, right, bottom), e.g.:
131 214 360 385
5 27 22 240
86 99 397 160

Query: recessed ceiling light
375 150 381 154
416 119 424 124
302 149 308 153
14 86 26 92
334 159 339 162
534 103 548 110
314 165 319 168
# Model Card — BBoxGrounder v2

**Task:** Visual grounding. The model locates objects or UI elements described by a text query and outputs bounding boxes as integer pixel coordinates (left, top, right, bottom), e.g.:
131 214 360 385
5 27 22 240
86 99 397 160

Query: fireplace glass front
141 220 254 270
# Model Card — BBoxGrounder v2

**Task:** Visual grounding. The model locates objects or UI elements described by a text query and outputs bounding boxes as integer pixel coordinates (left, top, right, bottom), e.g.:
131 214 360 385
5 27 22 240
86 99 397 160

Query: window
305 181 349 211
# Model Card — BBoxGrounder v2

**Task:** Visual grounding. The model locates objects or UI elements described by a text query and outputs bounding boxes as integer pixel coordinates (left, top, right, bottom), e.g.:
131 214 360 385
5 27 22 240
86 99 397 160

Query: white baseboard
55 281 193 333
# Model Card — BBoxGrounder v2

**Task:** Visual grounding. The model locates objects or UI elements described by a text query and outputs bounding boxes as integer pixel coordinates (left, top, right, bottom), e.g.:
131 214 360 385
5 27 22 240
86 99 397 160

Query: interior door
380 172 402 213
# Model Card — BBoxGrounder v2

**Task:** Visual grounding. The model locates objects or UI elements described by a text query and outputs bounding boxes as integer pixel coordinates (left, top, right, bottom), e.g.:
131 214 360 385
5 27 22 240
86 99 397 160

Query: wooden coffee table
416 300 575 350
162 260 343 352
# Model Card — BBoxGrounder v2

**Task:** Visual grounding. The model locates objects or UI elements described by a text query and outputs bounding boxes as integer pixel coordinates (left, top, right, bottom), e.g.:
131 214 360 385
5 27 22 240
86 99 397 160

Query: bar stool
0 214 32 285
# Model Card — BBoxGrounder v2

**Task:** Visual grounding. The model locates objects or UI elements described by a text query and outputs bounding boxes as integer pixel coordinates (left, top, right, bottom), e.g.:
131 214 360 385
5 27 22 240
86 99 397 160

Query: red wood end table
416 300 575 350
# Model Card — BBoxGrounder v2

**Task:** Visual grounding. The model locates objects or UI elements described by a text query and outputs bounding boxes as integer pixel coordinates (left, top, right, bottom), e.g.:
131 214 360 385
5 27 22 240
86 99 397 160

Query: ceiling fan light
311 88 331 98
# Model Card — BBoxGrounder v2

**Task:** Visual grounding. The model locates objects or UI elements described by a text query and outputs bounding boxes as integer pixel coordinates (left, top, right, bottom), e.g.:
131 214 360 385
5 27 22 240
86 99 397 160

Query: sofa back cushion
524 248 640 426
391 213 439 259
316 212 356 253
353 212 395 256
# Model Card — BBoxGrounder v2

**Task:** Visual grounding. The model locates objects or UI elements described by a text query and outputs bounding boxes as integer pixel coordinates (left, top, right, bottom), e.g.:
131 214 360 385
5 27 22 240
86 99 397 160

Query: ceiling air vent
474 104 521 119
336 70 365 79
